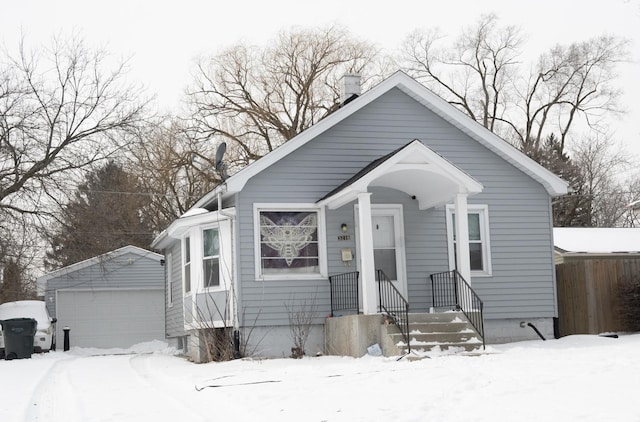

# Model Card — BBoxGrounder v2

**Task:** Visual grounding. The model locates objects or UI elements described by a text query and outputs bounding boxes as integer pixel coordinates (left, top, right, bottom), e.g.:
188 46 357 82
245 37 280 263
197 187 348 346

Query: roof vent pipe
340 73 361 104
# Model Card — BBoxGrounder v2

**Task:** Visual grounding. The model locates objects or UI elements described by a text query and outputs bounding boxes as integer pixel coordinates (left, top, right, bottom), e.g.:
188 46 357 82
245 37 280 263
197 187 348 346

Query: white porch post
454 193 472 283
357 192 377 314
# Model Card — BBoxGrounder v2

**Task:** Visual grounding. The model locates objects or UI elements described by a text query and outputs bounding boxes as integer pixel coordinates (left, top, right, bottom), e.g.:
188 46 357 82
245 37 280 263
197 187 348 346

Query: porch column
357 192 377 314
454 193 472 283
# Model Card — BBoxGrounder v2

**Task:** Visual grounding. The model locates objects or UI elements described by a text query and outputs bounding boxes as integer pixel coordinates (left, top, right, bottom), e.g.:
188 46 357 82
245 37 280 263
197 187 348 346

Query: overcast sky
2 0 639 163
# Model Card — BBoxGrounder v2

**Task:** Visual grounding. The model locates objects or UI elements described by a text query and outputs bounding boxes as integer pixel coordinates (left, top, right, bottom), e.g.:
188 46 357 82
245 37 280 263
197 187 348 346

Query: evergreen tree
523 134 591 227
45 162 154 269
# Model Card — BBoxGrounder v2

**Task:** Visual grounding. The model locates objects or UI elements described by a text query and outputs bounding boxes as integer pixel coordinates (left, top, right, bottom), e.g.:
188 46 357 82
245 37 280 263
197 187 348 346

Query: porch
325 269 485 357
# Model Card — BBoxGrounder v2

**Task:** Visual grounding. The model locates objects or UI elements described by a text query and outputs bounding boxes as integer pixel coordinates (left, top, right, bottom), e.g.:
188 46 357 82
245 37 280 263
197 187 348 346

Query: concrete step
407 321 472 333
404 342 483 353
408 312 467 323
380 312 484 356
394 331 480 344
389 331 482 352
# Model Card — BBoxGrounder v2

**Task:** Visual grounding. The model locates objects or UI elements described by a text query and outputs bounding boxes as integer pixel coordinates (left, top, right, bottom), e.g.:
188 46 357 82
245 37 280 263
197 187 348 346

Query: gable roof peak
192 70 568 210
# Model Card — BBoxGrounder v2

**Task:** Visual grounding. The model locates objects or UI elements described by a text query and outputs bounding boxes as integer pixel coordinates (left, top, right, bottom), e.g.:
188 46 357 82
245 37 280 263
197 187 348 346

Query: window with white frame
256 207 324 278
183 237 191 294
203 228 220 288
446 204 492 276
167 253 173 306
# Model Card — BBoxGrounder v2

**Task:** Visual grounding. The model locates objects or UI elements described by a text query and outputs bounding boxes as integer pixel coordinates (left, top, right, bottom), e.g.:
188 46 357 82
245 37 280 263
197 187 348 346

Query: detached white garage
38 246 165 349
56 289 164 348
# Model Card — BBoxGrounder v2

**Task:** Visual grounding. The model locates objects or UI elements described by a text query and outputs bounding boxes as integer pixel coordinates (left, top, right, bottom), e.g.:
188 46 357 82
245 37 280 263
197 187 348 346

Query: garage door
56 289 164 349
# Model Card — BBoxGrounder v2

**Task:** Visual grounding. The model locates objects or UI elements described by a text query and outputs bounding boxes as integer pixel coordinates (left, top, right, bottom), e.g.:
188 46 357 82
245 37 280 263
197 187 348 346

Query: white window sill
255 275 328 282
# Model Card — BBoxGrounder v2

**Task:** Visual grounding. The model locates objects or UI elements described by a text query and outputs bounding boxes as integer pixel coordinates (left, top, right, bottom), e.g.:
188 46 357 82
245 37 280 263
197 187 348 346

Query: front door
355 204 407 306
372 207 406 295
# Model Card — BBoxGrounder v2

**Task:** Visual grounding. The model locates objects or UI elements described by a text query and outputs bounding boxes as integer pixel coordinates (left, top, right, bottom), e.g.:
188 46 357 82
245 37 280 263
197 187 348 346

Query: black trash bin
0 318 37 360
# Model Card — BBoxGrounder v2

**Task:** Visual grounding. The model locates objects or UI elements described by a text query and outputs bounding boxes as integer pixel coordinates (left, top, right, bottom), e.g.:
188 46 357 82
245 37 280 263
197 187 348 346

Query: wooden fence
556 258 640 337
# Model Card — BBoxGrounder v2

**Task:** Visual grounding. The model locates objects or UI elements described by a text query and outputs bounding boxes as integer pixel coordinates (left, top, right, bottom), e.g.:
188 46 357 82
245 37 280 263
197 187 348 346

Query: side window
184 236 191 294
447 205 492 276
167 253 173 306
203 228 220 288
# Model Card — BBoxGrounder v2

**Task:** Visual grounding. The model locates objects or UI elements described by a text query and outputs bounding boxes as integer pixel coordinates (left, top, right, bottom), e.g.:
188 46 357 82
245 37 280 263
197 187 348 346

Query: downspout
217 189 241 358
522 321 546 341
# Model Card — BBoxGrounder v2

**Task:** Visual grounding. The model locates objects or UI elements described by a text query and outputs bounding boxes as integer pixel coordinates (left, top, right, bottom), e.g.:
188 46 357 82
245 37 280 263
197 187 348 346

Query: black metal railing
430 270 485 349
328 271 360 317
377 270 410 353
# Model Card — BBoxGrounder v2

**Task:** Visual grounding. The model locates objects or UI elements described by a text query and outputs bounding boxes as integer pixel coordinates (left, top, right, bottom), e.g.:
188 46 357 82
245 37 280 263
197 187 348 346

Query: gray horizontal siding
165 246 186 337
195 291 231 321
240 280 331 325
45 251 164 319
235 87 557 326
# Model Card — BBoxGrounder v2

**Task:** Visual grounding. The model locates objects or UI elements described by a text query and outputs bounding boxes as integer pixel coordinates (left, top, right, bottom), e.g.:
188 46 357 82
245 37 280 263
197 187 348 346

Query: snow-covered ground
2 335 639 421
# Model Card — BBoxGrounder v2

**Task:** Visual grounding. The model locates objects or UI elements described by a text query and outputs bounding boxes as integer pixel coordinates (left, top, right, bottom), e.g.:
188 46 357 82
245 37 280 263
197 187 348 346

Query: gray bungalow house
152 71 568 362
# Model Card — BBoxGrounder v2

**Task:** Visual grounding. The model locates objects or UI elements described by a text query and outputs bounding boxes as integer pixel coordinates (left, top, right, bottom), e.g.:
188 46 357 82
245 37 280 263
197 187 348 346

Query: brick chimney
340 73 361 104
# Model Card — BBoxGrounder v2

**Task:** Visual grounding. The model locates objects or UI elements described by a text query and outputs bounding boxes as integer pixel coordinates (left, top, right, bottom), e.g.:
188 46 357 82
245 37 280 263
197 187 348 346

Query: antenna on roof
215 142 229 181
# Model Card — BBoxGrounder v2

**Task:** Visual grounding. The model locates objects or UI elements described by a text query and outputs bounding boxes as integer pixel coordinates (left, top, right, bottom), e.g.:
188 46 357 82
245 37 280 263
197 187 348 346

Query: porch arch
318 140 483 314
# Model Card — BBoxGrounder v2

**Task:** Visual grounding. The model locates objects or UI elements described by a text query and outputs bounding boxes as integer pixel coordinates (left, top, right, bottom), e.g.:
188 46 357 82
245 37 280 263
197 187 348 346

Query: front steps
380 312 484 357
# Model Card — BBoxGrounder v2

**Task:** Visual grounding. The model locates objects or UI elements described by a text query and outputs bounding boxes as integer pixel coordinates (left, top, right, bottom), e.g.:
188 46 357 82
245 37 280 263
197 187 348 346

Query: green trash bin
0 318 37 360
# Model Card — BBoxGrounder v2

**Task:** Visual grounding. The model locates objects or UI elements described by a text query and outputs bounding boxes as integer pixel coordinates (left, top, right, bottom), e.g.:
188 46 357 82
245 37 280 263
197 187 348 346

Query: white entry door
355 204 407 304
371 206 406 298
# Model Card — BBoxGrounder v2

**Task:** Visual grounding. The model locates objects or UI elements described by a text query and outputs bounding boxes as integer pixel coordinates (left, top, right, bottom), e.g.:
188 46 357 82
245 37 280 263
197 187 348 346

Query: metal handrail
376 270 410 353
328 271 360 316
430 270 485 349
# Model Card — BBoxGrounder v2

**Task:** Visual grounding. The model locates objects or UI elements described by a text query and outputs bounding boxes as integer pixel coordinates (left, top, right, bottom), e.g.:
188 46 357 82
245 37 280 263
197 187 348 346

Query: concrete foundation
174 316 556 362
325 314 384 357
484 318 555 344
242 325 326 359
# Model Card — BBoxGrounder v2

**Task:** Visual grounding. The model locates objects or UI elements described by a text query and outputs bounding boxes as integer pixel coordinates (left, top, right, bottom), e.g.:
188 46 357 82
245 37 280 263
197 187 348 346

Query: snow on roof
554 227 640 254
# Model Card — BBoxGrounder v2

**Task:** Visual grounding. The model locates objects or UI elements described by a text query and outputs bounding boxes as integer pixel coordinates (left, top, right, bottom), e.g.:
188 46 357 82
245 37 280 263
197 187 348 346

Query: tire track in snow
24 356 81 422
124 354 211 422
26 354 206 422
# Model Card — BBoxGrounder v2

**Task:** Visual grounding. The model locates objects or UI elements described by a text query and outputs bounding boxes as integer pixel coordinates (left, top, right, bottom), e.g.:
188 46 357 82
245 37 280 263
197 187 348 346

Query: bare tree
401 14 522 134
0 218 38 302
399 14 628 155
621 177 640 227
0 259 31 302
569 136 632 227
517 36 628 153
0 35 149 220
126 118 222 233
188 25 381 166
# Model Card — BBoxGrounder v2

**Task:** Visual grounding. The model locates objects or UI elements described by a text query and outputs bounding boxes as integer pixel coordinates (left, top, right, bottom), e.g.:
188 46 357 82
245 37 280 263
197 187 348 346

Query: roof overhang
151 207 236 249
318 140 483 210
37 246 163 285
